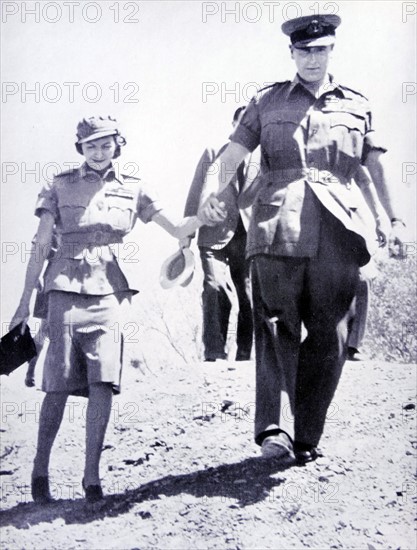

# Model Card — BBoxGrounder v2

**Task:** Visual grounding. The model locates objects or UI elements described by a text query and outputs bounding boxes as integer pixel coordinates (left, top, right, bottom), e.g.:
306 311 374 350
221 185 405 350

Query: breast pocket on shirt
59 196 91 232
105 192 136 232
328 111 366 157
262 111 304 168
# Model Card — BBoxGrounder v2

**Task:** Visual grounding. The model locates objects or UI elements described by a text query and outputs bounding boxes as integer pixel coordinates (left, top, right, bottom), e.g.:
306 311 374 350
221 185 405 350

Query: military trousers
252 210 360 447
348 277 371 352
199 231 253 361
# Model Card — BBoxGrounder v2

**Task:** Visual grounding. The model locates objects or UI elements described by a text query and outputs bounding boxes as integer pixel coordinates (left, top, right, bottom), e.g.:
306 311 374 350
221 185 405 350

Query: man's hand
375 217 387 248
198 193 227 226
388 220 407 259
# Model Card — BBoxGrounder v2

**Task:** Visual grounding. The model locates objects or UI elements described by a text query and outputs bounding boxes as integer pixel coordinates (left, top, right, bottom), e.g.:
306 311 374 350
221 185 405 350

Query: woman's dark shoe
31 476 53 504
82 478 104 503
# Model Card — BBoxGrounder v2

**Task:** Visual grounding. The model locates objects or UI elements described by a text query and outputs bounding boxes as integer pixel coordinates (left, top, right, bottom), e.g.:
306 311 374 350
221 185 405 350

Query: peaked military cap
282 14 341 47
76 116 123 144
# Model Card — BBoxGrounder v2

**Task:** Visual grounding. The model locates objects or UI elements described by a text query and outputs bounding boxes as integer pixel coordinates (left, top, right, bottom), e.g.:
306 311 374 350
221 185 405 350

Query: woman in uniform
10 116 225 503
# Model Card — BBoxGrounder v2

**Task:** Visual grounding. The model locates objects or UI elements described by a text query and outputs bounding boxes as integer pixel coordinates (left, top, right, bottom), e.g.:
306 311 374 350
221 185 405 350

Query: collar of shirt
286 73 345 101
80 162 124 185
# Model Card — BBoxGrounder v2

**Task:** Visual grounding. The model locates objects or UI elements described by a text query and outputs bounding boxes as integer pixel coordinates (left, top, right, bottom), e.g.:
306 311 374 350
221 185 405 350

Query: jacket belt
55 231 124 260
265 168 350 186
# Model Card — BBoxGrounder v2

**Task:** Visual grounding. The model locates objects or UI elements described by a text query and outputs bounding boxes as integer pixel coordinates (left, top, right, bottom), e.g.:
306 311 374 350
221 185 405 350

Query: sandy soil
0 349 416 550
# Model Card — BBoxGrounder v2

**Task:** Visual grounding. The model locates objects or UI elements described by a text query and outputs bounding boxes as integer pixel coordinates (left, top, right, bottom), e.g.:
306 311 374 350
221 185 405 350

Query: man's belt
264 168 349 186
306 168 349 187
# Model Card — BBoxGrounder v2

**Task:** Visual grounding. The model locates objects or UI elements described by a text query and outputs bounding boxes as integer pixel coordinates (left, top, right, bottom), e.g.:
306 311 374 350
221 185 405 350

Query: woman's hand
10 302 30 333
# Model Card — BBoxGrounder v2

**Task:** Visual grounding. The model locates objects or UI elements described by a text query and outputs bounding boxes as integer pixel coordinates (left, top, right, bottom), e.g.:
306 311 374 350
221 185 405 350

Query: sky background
1 0 416 322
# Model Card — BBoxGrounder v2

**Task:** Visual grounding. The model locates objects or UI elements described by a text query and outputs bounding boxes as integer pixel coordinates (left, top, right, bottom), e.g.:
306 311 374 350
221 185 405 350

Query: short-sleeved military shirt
231 75 386 263
35 162 162 294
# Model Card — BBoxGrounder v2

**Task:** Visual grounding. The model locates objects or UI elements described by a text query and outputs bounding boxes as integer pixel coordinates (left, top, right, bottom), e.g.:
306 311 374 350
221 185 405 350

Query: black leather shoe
294 442 319 464
31 476 53 504
235 351 251 361
347 347 368 361
82 478 104 503
204 352 227 362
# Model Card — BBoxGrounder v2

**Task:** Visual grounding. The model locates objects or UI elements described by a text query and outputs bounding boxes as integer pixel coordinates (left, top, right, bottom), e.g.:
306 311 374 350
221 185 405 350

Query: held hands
197 193 227 227
179 236 192 249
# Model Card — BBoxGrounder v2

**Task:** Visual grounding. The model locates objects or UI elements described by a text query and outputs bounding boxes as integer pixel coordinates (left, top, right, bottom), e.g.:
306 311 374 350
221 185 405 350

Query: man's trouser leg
252 218 360 447
226 233 253 360
347 277 370 352
252 255 305 445
294 216 360 446
199 246 233 359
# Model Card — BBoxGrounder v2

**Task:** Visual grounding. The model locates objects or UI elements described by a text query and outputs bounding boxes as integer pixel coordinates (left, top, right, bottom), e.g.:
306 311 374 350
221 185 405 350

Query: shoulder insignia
55 167 80 179
120 173 141 182
255 81 290 98
258 81 289 94
254 81 292 103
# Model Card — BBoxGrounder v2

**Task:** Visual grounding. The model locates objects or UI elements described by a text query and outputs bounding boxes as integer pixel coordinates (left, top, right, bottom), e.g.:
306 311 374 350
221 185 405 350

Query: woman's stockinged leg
84 382 113 486
32 391 69 477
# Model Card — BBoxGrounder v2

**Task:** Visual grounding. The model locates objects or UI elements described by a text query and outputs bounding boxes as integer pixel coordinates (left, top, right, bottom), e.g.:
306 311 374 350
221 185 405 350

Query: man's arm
183 148 215 217
200 141 250 209
364 151 400 220
364 151 407 257
354 164 387 246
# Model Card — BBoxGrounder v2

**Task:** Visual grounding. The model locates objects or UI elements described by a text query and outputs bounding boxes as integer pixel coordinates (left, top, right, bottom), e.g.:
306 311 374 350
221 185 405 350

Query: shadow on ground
0 456 295 528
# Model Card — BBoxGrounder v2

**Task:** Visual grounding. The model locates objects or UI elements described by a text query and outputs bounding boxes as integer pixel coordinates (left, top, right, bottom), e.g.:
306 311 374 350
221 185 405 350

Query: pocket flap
257 186 286 206
330 112 366 133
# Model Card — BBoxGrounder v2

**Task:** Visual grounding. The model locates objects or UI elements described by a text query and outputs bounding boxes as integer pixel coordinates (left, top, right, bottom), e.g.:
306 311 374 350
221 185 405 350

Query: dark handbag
0 323 37 376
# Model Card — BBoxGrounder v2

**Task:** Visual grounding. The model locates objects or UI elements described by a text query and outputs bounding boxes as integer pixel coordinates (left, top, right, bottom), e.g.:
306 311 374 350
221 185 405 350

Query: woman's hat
76 116 124 144
160 248 195 289
0 323 37 376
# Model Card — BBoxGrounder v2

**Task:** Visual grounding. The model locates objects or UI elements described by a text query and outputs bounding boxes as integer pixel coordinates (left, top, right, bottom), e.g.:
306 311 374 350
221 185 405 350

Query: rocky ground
0 347 416 550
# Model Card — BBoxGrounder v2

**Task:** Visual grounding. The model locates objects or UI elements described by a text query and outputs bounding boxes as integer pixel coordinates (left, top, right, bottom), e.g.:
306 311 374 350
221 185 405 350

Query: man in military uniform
199 14 406 463
183 107 254 362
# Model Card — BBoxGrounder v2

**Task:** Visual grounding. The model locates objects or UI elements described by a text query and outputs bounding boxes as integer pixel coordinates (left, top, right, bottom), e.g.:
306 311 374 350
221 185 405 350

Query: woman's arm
10 211 55 330
152 212 202 240
152 199 226 240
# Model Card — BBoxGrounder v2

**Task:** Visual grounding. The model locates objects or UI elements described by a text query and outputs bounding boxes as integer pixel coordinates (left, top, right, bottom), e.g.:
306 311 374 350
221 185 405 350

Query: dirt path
1 356 416 550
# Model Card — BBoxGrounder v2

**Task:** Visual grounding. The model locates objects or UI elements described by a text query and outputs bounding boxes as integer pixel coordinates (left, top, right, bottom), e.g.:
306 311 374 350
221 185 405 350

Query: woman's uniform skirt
42 290 131 397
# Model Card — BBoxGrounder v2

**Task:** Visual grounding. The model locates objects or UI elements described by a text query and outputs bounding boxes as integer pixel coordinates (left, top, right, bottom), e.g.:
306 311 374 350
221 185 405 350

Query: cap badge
306 20 323 36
